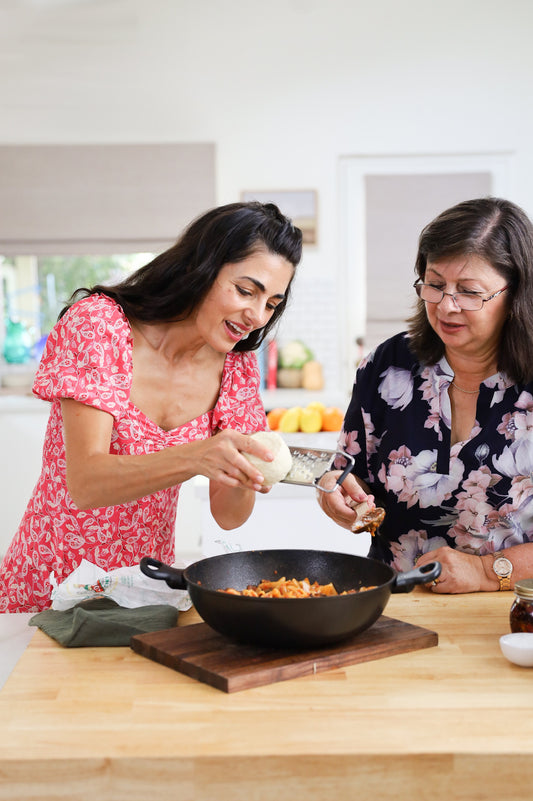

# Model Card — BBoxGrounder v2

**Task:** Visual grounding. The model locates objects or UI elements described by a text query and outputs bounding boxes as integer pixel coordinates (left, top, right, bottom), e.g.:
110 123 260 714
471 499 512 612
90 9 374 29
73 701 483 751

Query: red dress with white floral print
0 295 266 612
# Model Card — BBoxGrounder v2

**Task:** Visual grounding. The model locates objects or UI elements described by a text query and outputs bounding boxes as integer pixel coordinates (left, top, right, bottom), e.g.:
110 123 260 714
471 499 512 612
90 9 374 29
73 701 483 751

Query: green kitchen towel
29 596 179 647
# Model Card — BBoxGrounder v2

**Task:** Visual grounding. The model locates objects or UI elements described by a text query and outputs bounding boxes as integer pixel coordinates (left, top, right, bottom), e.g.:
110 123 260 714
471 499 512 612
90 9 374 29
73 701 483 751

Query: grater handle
314 450 355 493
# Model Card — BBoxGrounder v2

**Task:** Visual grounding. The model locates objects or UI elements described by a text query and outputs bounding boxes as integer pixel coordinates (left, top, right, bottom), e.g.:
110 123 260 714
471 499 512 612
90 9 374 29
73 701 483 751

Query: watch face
493 556 513 578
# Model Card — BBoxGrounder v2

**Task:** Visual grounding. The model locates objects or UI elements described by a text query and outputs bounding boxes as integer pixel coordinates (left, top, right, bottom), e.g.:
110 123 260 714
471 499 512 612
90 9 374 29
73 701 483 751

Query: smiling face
423 254 510 361
195 248 294 352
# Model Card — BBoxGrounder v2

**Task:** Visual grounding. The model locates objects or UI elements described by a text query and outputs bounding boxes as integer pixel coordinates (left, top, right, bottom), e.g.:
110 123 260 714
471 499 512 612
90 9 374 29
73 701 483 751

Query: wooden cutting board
130 616 438 693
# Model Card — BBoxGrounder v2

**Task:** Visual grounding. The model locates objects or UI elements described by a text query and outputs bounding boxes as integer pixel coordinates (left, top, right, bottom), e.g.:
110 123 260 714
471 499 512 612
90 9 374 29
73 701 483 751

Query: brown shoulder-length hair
407 196 533 384
60 201 303 352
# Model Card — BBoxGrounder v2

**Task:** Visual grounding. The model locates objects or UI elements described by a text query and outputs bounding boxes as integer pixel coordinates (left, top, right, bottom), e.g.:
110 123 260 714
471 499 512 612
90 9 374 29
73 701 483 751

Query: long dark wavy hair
60 201 303 352
407 196 533 384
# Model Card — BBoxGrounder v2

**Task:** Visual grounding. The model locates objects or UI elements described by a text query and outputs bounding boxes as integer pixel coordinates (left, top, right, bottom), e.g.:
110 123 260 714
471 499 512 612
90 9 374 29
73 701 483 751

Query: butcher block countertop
1 589 532 801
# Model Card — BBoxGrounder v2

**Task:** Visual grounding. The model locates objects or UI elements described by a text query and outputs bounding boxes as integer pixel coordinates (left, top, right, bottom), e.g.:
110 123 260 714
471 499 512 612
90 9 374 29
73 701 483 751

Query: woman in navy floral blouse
318 197 533 593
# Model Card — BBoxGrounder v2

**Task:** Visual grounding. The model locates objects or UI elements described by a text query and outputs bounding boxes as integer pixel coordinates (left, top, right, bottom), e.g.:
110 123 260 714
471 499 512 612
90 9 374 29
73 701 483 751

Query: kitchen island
1 589 531 800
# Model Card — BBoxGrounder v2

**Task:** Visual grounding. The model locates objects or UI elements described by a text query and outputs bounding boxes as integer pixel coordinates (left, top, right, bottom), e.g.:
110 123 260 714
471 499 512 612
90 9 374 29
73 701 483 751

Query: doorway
338 152 514 390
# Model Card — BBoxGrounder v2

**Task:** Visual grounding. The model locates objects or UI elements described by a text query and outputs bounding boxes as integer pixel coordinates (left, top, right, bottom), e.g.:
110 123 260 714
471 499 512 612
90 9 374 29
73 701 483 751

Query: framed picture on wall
241 189 317 245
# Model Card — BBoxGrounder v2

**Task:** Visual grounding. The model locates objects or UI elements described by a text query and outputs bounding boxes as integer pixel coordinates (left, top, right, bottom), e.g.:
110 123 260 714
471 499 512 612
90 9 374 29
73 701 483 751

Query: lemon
278 406 302 433
300 407 322 433
306 401 326 413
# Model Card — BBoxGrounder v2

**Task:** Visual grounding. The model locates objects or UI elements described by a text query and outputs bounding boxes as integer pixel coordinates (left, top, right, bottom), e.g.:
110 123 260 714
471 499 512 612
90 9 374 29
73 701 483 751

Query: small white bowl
499 633 533 667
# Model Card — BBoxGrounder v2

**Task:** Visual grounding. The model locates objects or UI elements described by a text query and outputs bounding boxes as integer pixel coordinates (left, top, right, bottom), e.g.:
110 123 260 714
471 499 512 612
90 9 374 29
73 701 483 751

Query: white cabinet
0 396 49 558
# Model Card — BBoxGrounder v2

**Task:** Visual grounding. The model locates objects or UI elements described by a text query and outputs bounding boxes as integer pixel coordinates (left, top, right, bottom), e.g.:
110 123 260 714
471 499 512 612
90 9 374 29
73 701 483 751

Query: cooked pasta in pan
218 576 375 598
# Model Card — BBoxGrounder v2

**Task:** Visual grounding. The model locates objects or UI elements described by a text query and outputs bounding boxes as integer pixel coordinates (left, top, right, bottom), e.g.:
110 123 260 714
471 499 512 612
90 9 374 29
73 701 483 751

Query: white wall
2 0 533 391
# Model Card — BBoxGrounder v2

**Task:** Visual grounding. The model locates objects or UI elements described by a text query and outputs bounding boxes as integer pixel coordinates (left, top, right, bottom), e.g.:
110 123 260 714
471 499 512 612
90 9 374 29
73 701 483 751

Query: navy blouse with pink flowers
337 332 533 572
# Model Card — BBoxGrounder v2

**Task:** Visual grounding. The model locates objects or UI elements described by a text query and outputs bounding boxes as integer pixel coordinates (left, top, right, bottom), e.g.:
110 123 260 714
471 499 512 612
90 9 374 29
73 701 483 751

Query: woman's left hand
416 546 493 594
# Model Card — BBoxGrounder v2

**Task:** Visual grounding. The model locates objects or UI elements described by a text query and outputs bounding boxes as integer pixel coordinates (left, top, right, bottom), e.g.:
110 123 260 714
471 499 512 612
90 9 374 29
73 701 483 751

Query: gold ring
431 578 440 587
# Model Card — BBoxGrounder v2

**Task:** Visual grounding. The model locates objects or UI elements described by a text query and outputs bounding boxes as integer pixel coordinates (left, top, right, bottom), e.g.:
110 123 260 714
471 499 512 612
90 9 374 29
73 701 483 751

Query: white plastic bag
50 559 192 611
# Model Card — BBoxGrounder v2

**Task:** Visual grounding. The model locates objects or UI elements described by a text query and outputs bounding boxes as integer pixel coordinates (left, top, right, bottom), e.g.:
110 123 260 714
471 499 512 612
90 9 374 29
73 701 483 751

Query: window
0 142 215 371
1 252 153 364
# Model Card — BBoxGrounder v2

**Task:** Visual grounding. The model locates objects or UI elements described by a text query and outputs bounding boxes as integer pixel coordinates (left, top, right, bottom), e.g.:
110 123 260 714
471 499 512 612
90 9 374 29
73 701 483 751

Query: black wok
140 550 441 648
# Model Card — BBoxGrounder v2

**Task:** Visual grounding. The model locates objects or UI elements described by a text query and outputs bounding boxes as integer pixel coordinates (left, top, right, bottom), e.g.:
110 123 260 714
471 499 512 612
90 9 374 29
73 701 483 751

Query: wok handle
140 556 187 590
392 561 442 594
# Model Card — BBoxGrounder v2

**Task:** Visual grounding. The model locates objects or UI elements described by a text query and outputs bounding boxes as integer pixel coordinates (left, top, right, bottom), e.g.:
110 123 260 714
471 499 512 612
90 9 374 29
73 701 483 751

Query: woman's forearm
61 399 270 511
61 398 189 508
66 444 205 509
209 481 256 530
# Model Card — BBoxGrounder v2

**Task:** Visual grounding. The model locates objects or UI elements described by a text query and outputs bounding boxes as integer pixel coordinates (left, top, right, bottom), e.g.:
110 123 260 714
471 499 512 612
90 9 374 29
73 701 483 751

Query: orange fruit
266 407 286 430
321 406 344 431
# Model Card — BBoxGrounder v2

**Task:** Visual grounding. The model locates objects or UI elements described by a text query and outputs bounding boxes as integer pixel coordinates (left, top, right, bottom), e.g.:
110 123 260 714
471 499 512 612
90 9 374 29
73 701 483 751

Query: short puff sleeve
33 295 132 417
212 350 267 434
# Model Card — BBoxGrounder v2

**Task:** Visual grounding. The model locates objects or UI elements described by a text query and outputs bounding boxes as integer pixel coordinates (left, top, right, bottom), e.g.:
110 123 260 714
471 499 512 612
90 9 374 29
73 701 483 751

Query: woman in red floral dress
0 202 302 611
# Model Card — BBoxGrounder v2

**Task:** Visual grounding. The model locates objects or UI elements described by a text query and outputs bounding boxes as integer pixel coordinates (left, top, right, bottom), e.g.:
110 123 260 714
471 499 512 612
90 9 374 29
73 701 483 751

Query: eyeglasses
413 280 509 311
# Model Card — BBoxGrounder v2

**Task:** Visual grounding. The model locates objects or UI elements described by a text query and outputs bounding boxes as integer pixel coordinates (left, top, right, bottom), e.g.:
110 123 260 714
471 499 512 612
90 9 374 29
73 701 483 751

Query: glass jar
510 579 533 633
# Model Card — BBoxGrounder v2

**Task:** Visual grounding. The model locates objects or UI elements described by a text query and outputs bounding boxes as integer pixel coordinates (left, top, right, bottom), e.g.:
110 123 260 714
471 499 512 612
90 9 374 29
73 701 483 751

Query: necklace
451 381 480 395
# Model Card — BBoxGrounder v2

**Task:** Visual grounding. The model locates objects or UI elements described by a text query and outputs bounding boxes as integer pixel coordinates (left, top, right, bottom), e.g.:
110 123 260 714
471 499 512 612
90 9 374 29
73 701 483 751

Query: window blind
0 143 216 255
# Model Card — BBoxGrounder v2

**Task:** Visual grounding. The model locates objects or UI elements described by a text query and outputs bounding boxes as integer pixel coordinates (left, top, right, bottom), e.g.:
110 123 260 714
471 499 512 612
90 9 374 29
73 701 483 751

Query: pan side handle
139 556 187 590
314 451 355 493
392 561 442 593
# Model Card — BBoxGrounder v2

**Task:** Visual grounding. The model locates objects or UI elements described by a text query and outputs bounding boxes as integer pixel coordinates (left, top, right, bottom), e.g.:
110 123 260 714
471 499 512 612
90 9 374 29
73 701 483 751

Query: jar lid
514 578 533 599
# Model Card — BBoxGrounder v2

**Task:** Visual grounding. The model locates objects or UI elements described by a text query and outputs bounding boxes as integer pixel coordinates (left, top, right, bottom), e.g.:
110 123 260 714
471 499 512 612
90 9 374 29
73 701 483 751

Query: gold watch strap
493 551 512 591
498 575 511 592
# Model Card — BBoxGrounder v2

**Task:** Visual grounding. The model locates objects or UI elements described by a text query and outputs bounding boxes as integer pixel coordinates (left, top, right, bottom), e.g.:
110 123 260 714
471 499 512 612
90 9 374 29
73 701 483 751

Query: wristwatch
492 551 513 591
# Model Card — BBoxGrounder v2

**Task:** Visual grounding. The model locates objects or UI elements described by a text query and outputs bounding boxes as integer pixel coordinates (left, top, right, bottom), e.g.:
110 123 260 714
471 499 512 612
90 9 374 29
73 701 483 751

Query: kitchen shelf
260 387 349 411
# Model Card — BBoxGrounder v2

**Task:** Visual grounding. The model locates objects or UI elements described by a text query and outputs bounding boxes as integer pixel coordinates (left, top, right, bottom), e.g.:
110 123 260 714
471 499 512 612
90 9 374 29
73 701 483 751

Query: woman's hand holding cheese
180 429 277 493
242 431 292 488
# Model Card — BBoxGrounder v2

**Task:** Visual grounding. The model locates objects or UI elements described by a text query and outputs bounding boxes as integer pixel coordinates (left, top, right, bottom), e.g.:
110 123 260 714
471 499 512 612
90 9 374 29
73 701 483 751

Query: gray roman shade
0 143 216 255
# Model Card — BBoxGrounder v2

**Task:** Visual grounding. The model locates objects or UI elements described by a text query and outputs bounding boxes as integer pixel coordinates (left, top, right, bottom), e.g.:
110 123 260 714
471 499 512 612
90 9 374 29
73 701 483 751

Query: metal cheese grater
282 447 354 493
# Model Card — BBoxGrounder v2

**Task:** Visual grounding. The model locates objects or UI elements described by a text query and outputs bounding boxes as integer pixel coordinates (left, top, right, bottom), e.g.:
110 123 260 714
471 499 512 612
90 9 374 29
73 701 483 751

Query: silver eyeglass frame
413 280 509 311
